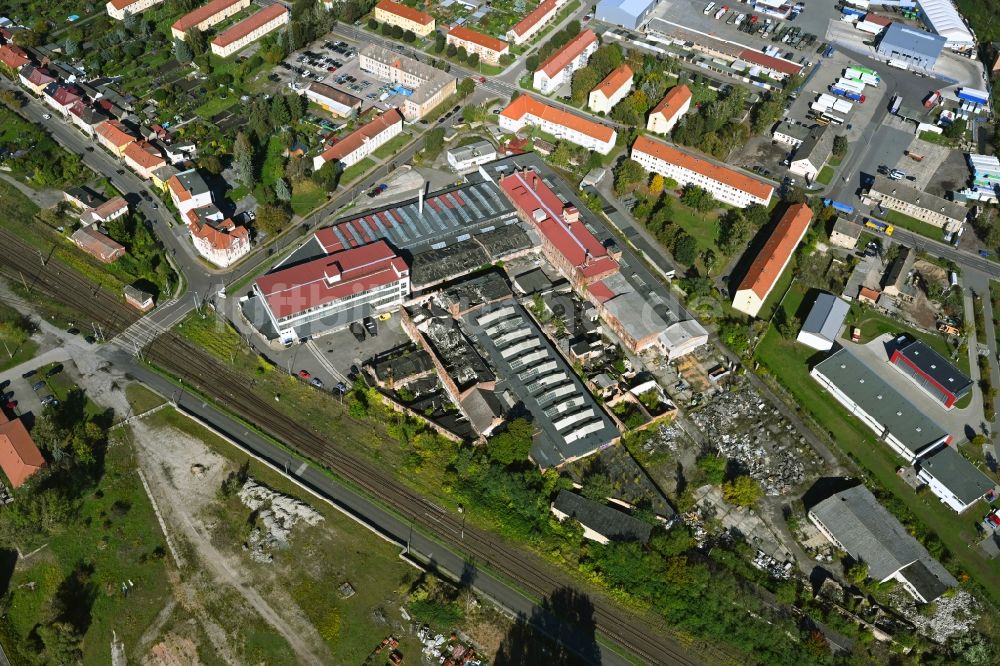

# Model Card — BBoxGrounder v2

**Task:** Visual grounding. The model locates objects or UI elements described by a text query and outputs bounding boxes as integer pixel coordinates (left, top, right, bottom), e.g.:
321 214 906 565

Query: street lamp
458 503 465 540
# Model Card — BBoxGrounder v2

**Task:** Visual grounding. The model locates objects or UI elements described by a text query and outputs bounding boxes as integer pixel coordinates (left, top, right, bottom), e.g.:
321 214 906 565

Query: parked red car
298 370 311 379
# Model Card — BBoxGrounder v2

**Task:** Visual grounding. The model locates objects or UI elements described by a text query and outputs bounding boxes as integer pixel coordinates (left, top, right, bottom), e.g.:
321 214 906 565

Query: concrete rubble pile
690 380 818 495
238 478 323 562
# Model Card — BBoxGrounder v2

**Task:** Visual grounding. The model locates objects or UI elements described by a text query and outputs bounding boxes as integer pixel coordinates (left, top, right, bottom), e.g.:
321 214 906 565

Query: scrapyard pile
238 479 323 562
689 379 820 495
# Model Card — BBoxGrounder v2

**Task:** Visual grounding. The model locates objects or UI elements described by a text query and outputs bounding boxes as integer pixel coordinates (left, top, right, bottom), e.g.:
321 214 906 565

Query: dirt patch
143 632 202 666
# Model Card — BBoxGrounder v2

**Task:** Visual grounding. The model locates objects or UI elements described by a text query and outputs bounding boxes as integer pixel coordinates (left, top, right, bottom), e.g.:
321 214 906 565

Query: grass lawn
260 135 286 187
0 429 172 665
143 406 432 660
828 153 844 167
371 132 412 161
756 265 798 322
339 158 376 185
125 383 167 414
754 322 1000 606
918 130 951 146
816 165 835 185
194 94 238 119
667 203 722 256
290 180 328 216
0 298 38 372
882 209 947 241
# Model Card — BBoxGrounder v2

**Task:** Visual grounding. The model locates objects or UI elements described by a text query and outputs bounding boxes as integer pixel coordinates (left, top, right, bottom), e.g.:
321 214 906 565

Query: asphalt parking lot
0 359 80 424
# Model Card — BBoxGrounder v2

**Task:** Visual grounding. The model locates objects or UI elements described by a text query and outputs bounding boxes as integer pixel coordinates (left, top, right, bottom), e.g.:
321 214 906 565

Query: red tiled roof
592 64 632 100
21 66 54 86
500 95 614 143
632 135 774 202
124 141 166 170
650 84 691 121
538 29 597 78
511 0 558 37
167 175 191 202
212 4 287 48
0 413 45 489
0 44 29 70
255 239 407 320
448 25 508 53
375 0 434 26
91 196 128 219
95 120 136 147
188 212 249 250
859 286 880 300
48 85 81 107
71 227 126 263
173 0 247 33
109 0 141 10
736 203 812 299
587 279 616 304
864 13 891 26
318 108 403 165
738 49 802 76
499 169 616 272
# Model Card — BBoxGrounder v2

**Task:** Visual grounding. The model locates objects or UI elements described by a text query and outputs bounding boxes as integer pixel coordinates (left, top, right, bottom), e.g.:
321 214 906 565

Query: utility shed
550 490 653 544
797 293 850 351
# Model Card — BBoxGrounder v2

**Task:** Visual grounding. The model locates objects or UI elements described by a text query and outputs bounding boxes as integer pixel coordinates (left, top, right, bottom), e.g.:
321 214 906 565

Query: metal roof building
889 338 972 409
595 0 659 31
797 293 850 351
916 444 996 513
875 22 947 70
811 348 951 463
809 485 956 603
915 0 975 50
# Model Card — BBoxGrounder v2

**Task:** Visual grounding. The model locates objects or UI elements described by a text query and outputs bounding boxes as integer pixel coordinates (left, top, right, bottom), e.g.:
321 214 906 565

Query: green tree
423 127 446 158
719 319 750 356
718 210 752 254
270 95 290 127
391 25 404 39
403 29 416 43
613 159 645 196
696 453 727 485
571 67 601 106
832 134 848 159
588 44 624 78
38 622 82 665
275 177 291 202
943 117 967 140
722 476 762 507
312 161 338 190
255 204 290 235
457 77 475 98
367 18 379 30
433 32 446 53
525 54 539 71
488 418 534 466
232 131 255 186
173 37 193 64
185 28 207 57
446 43 458 58
198 154 223 175
672 232 698 265
680 184 715 212
467 52 479 68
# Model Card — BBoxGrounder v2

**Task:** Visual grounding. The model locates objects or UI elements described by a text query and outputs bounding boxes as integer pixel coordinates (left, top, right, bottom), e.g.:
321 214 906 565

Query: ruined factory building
551 490 653 544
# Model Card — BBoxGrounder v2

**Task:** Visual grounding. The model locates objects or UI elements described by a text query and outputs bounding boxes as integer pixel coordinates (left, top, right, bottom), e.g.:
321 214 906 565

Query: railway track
0 230 703 666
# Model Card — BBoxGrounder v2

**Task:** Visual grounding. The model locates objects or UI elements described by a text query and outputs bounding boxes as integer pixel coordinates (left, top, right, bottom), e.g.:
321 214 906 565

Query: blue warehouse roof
879 22 946 59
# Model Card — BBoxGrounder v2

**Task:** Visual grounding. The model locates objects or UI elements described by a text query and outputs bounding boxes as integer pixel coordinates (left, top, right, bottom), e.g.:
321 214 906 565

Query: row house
313 108 404 171
373 0 435 37
123 141 167 179
210 5 289 58
95 119 137 157
507 0 568 45
498 95 616 155
171 0 251 40
445 25 509 65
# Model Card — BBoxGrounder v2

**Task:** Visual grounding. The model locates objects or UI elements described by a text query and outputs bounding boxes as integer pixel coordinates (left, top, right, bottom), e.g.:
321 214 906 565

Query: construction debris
238 479 323 562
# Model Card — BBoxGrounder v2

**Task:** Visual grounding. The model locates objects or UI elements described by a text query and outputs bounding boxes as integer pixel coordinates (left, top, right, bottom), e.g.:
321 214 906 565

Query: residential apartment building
312 108 404 171
252 239 410 344
210 4 289 58
122 141 167 180
588 64 632 114
18 65 55 95
867 175 967 233
42 83 82 116
373 0 435 37
80 196 129 226
94 119 137 157
498 95 617 155
68 101 106 136
186 207 250 267
167 168 214 216
171 0 251 40
507 0 568 45
533 29 598 94
446 25 509 65
733 203 813 317
358 44 457 120
646 84 691 135
630 135 773 208
106 0 164 19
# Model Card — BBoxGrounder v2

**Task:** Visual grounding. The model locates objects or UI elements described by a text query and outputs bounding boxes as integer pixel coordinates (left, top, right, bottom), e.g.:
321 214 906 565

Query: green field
260 135 286 187
339 158 376 185
371 132 412 160
290 180 328 216
754 296 1000 605
194 94 238 119
816 165 834 185
125 383 167 415
883 209 948 241
0 299 38 373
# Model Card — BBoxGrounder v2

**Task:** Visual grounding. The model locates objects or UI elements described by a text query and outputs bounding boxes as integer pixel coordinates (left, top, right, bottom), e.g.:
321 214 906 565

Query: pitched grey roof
832 217 862 240
792 124 831 167
812 349 948 456
460 388 504 434
879 22 947 59
898 560 950 603
882 246 914 290
869 175 968 223
894 339 973 398
553 490 653 543
801 293 849 343
810 485 956 596
918 444 996 506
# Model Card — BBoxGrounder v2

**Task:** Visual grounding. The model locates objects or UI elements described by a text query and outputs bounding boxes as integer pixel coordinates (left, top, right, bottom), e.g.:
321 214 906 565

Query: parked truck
831 86 865 102
889 95 901 114
923 90 941 108
864 218 894 235
957 87 989 105
832 99 853 114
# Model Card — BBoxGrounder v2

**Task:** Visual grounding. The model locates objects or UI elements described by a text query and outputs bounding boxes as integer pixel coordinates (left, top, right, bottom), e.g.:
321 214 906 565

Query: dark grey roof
437 271 511 311
552 491 653 543
878 22 947 59
809 485 956 597
800 293 849 343
174 168 210 197
65 186 104 207
918 445 995 506
447 140 496 164
460 388 504 434
898 560 950 603
512 268 555 295
371 347 435 382
882 246 914 290
812 349 949 456
894 339 973 398
869 175 968 223
792 124 831 167
832 217 862 240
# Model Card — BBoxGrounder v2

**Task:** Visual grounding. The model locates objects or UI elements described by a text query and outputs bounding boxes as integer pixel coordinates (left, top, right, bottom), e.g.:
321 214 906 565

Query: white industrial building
915 0 975 52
